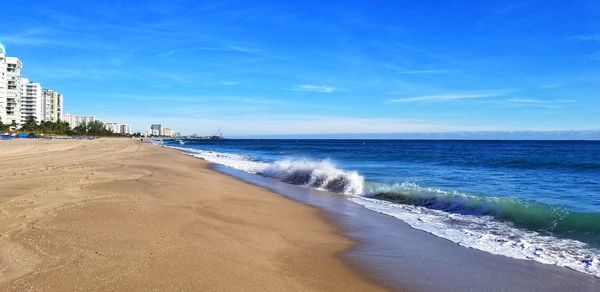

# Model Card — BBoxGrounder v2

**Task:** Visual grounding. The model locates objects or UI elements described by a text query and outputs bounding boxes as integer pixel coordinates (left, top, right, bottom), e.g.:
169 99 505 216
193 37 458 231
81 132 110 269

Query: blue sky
1 0 599 135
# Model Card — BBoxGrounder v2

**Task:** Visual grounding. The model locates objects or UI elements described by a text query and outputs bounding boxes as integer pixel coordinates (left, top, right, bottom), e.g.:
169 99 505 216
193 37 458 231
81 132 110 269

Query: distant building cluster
104 122 132 135
63 114 96 129
0 42 63 126
146 124 179 137
63 113 132 135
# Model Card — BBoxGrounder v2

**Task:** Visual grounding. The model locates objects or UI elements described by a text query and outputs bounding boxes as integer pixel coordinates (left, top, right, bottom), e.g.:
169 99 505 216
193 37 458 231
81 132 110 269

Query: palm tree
20 116 38 132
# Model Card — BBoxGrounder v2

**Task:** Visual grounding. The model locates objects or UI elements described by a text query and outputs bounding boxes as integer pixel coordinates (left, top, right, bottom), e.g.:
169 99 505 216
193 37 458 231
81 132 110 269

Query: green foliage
71 120 124 136
0 120 9 132
16 118 127 137
74 120 109 135
21 116 38 132
19 117 72 135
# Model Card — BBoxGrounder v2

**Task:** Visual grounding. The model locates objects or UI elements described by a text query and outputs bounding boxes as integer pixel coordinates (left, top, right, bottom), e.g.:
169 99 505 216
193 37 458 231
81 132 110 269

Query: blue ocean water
163 139 600 276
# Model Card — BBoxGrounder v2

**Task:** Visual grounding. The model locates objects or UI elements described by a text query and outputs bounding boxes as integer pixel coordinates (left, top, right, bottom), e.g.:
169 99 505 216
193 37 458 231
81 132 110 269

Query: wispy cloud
158 49 177 57
389 90 508 103
196 45 260 54
0 29 72 47
156 45 261 57
220 81 239 86
293 84 336 93
142 69 194 84
506 98 542 103
572 34 600 42
397 69 451 75
507 98 576 104
492 2 531 16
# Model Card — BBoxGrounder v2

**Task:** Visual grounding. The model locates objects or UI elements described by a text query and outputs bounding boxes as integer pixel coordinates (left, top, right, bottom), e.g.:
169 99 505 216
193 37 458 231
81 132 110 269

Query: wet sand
0 138 384 291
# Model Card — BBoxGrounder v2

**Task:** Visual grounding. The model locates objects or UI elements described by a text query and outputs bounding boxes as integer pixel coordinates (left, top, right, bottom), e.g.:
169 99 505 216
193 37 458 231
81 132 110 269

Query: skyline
1 1 599 136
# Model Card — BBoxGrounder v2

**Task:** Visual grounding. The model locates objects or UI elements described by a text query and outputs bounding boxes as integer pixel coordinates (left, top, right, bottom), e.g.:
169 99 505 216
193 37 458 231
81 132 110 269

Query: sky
1 0 599 136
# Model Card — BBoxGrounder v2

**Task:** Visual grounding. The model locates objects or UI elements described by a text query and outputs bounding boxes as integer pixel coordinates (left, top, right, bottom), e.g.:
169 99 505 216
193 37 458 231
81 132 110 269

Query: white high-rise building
42 89 53 121
20 78 43 123
5 57 23 126
120 124 132 135
42 89 63 122
0 43 65 127
151 124 162 136
56 92 63 121
0 41 7 124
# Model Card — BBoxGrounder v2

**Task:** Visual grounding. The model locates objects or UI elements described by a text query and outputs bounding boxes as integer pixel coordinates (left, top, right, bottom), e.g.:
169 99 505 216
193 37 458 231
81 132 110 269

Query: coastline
208 155 600 291
0 138 384 291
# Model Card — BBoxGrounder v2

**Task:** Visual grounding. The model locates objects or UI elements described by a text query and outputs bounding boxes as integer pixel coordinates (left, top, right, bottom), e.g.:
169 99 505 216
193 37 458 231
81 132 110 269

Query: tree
34 119 72 135
73 123 88 135
20 116 38 132
87 120 110 135
71 120 113 136
0 121 9 132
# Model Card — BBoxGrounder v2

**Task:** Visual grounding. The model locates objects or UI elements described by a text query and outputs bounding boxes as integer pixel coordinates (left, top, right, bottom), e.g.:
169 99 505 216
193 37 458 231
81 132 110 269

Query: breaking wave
168 146 364 194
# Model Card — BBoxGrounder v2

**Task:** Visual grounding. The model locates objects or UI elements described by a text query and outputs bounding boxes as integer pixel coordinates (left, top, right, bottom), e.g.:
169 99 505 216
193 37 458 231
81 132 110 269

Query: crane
211 127 223 139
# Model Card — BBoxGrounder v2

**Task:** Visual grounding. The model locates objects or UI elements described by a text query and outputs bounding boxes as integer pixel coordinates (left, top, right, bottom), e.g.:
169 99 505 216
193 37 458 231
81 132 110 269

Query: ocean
163 139 600 277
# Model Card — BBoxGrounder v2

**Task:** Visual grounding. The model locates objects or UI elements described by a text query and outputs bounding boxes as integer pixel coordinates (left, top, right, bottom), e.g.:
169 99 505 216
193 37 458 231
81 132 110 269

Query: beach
0 138 383 291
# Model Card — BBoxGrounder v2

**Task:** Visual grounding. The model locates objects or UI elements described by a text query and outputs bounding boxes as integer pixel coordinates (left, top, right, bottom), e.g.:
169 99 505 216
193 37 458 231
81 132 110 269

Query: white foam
350 196 600 278
168 146 268 173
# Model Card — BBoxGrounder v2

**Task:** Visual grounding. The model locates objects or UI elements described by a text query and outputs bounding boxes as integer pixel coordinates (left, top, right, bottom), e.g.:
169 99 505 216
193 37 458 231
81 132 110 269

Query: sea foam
350 196 600 277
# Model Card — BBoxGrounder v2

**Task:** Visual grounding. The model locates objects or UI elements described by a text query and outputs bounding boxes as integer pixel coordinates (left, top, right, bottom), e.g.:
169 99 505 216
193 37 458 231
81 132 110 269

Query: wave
166 144 600 278
168 146 364 194
258 159 364 194
364 182 600 246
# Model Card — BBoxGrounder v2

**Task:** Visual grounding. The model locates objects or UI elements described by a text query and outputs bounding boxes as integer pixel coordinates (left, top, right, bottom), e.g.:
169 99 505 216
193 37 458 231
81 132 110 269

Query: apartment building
0 42 65 127
5 57 23 126
20 78 43 123
42 89 63 122
0 42 6 124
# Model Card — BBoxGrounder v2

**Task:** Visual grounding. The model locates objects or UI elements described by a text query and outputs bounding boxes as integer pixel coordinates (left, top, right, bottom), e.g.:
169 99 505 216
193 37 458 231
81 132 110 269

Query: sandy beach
0 138 383 291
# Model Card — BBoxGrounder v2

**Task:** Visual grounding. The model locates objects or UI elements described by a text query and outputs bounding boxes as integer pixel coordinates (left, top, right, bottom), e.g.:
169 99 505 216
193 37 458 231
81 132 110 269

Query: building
104 122 132 135
20 78 43 123
104 122 120 134
0 41 6 124
42 88 65 122
42 89 63 122
63 113 96 129
55 92 63 121
5 57 23 126
150 124 162 136
119 124 132 135
162 128 173 137
0 43 65 127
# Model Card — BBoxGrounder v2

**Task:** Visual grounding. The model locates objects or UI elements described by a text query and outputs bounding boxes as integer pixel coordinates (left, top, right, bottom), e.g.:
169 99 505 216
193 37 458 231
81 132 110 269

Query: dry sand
0 138 384 291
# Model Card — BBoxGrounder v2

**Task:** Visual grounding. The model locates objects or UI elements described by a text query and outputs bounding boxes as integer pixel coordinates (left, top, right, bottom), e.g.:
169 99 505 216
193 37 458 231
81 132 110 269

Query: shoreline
206 156 600 291
0 138 384 291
